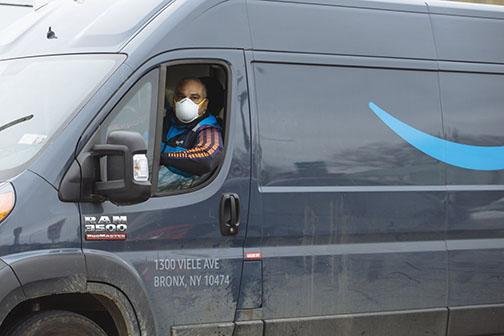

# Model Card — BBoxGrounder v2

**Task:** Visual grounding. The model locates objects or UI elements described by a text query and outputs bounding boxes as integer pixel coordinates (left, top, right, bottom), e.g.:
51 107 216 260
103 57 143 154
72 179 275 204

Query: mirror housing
92 131 151 205
60 132 151 205
60 131 151 205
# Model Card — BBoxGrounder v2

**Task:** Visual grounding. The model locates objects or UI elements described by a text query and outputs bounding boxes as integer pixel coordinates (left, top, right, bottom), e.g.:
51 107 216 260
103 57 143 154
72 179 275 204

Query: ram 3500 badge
84 215 128 241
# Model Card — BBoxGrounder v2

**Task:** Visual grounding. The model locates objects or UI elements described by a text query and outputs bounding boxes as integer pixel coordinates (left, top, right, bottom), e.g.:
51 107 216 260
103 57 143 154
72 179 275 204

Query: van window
87 63 228 195
93 69 159 181
157 64 227 194
253 62 444 187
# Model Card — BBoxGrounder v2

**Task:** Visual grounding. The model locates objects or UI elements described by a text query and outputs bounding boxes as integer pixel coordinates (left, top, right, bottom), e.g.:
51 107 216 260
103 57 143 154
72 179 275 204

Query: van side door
245 50 448 335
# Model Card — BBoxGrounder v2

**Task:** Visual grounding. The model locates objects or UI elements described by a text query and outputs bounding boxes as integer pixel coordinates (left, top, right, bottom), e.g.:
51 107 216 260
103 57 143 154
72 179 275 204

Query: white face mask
175 98 204 124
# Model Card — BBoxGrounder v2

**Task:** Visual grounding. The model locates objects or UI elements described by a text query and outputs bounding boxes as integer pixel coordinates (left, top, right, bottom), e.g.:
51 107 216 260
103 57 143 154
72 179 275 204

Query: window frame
152 59 232 197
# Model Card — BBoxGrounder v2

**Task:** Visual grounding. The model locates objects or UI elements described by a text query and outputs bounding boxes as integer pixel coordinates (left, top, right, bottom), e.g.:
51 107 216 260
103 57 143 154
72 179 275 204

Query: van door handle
220 193 240 236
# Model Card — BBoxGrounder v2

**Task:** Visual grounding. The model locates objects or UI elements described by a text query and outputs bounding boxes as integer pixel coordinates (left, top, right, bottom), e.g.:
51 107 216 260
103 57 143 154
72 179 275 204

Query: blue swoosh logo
369 102 504 171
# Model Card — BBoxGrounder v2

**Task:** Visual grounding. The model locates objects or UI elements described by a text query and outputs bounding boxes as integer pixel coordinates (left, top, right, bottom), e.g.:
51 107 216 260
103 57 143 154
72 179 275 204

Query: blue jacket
160 115 223 177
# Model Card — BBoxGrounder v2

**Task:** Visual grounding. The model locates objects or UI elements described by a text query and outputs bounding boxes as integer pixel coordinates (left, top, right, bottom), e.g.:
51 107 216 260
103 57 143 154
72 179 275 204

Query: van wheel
7 310 108 336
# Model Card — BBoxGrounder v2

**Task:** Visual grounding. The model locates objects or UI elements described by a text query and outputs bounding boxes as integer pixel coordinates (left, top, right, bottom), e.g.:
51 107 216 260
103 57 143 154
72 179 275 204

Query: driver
159 78 223 189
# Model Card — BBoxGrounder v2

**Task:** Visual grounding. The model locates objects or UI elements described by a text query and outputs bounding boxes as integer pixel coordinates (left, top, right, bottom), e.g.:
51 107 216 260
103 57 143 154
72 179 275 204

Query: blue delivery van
0 0 504 335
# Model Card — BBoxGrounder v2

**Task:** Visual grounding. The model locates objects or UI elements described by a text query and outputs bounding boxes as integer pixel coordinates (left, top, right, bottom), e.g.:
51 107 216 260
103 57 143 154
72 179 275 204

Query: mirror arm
91 144 132 195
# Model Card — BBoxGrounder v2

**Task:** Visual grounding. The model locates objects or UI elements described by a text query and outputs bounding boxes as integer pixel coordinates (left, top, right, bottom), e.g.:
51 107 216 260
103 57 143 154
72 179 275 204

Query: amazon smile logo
369 102 504 171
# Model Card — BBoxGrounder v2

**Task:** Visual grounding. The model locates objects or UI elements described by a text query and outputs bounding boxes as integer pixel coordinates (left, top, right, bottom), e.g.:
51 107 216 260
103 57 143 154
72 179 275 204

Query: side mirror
59 131 151 205
90 131 151 205
60 131 152 205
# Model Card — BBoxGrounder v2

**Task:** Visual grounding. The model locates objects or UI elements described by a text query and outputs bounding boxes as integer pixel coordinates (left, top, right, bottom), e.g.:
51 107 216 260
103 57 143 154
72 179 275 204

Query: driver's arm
160 127 223 176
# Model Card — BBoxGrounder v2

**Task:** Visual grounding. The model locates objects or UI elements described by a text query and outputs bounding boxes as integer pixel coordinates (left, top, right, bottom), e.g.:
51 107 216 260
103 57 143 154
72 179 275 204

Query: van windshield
0 54 124 175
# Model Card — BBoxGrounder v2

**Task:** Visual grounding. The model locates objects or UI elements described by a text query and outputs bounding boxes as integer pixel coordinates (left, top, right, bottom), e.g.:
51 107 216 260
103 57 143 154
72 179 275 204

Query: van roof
0 0 503 62
0 0 173 60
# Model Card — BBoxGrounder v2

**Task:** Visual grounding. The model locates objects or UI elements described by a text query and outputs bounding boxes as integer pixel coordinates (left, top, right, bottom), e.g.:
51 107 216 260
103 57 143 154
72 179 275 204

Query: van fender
1 249 87 299
0 249 155 336
0 258 26 327
84 249 156 336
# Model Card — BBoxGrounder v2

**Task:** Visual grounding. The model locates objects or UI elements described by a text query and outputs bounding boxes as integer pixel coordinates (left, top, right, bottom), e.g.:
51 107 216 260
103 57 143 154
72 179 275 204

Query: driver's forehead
178 80 204 95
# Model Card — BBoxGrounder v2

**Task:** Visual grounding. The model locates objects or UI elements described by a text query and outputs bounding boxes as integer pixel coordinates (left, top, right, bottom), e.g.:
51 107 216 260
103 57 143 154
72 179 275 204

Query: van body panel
439 68 504 309
233 321 264 336
247 0 436 60
251 59 444 187
171 322 235 336
246 54 448 324
430 13 504 64
252 51 439 71
448 239 504 307
263 308 448 336
122 0 252 68
438 61 504 74
441 71 504 185
0 170 81 256
262 0 429 13
447 304 504 336
427 0 504 19
0 171 83 306
255 192 447 317
237 260 262 309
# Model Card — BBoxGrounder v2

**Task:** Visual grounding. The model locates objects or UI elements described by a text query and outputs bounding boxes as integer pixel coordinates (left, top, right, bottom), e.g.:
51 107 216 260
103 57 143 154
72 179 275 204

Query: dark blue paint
79 49 251 335
0 0 503 335
0 170 81 257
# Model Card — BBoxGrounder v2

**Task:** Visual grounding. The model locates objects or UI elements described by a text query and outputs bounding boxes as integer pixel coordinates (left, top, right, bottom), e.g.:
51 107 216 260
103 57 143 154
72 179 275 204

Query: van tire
7 310 108 336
